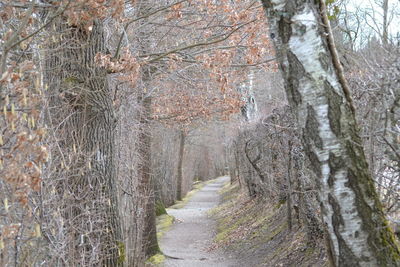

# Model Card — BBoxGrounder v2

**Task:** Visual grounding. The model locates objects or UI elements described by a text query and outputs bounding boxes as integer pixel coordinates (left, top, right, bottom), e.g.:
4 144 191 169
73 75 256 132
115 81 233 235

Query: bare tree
135 0 160 258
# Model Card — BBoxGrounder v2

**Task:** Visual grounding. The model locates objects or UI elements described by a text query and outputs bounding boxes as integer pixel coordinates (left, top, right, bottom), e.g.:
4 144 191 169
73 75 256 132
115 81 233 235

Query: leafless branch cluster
229 106 323 245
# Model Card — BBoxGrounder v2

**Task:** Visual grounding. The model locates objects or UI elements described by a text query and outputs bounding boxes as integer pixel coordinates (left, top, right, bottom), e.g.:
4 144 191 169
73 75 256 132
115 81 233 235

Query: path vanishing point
160 176 238 267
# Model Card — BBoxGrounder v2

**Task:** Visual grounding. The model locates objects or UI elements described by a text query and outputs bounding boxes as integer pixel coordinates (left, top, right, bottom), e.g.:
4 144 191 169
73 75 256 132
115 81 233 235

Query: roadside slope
210 182 327 267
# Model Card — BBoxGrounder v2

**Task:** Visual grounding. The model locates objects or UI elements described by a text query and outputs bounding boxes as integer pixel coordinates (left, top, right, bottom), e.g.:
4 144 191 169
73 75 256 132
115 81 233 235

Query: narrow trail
160 176 237 267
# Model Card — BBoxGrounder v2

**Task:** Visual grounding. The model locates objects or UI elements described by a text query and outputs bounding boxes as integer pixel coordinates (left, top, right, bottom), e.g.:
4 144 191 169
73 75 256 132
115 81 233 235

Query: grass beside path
168 180 210 209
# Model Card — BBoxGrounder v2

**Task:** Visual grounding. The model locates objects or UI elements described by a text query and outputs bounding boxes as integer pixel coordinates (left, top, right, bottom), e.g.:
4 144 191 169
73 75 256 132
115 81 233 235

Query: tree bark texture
287 140 293 231
46 21 122 266
138 95 159 258
233 142 241 186
135 1 160 258
176 130 186 201
382 0 389 45
136 3 158 256
261 1 400 266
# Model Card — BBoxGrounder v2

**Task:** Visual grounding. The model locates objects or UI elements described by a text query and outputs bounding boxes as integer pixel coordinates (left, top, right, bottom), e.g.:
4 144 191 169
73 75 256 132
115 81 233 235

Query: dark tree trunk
135 0 160 259
233 141 241 186
138 95 159 258
261 1 400 266
176 130 186 201
286 140 293 231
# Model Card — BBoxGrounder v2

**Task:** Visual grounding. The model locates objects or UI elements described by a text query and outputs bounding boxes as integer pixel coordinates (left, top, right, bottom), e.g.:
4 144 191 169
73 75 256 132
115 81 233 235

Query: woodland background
0 0 399 266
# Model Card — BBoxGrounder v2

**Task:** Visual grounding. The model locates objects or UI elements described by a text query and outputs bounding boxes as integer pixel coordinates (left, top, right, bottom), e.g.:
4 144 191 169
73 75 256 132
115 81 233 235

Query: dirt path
160 176 237 267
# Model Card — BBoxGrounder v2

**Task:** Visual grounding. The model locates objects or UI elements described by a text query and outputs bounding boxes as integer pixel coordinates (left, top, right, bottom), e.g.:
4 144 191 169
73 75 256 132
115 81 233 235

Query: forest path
160 176 237 267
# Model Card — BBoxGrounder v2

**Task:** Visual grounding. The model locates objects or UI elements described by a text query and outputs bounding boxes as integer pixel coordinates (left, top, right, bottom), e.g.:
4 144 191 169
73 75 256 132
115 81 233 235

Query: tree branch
145 19 256 64
8 2 70 52
113 0 190 59
1 2 34 77
320 1 355 112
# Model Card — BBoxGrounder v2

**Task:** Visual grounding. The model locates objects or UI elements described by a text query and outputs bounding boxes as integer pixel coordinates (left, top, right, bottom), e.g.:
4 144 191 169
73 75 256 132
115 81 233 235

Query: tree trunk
232 141 241 185
287 140 293 231
261 1 400 266
382 0 389 45
138 95 159 258
134 0 160 259
176 130 186 201
46 20 122 266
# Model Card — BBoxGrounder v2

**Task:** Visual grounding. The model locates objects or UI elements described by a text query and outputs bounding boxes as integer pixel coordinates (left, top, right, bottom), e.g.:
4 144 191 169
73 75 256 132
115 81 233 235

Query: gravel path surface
160 176 238 267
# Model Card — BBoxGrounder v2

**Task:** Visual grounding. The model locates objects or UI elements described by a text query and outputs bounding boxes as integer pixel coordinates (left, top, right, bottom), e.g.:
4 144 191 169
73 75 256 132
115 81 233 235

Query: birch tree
261 1 400 266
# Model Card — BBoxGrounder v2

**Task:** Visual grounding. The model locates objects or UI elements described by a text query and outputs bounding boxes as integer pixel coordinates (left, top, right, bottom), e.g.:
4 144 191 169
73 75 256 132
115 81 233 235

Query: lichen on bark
261 0 400 265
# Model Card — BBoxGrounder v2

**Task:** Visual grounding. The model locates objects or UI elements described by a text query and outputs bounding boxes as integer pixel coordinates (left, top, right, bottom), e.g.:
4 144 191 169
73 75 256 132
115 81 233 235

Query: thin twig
113 0 189 59
145 19 256 64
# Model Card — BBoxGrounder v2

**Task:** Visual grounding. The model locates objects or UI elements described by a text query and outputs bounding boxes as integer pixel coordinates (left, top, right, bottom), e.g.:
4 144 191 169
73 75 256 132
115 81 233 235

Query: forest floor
157 176 238 266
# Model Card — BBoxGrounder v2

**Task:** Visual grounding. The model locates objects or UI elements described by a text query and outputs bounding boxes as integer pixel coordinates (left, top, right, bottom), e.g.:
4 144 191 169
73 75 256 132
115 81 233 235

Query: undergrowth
209 182 327 266
145 253 165 266
156 214 175 240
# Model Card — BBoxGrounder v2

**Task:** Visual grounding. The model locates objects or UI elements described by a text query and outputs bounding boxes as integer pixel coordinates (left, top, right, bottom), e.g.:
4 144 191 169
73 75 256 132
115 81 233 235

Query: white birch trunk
261 1 400 266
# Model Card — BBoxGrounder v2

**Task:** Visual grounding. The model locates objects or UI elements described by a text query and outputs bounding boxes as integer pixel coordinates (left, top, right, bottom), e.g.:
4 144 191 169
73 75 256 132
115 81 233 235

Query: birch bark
261 1 400 266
